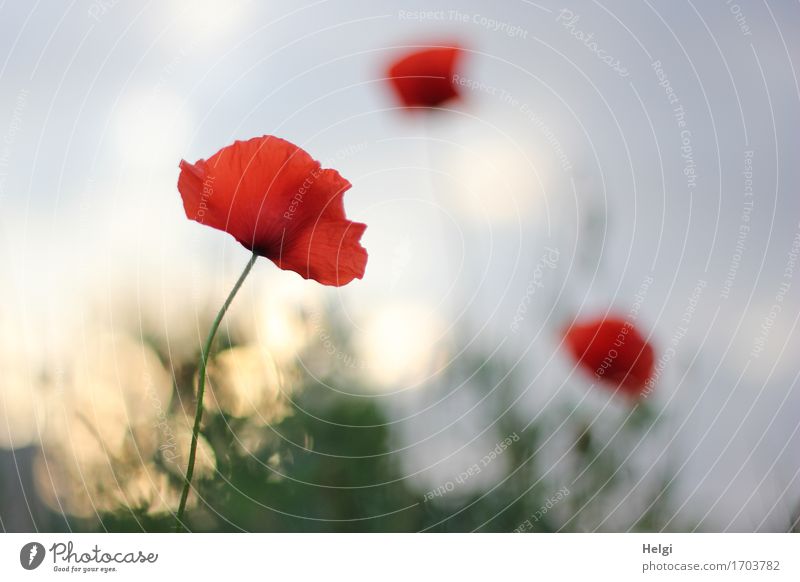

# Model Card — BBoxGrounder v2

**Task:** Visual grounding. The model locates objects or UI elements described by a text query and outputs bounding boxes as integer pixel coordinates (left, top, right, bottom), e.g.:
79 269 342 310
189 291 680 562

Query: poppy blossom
562 316 655 397
386 45 463 109
178 135 367 286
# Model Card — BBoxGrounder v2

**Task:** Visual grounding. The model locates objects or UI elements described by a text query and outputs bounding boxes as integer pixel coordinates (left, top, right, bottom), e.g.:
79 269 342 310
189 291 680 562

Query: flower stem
175 251 258 532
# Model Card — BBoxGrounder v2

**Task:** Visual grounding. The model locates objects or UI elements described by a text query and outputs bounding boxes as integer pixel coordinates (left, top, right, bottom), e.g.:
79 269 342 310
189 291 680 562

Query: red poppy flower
386 45 463 109
178 135 367 286
562 316 655 397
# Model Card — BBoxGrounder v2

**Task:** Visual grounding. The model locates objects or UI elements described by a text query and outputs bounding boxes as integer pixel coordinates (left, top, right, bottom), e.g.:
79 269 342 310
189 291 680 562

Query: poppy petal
387 45 463 109
275 219 368 286
178 136 368 286
563 316 655 397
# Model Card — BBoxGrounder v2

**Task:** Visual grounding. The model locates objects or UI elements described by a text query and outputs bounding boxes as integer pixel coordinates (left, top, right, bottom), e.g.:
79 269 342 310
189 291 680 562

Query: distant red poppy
563 316 655 397
178 136 367 286
387 45 463 109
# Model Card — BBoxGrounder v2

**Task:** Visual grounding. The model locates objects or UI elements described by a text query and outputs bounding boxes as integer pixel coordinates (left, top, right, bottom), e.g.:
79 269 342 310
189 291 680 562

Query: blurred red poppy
178 135 367 286
387 45 463 109
563 316 655 397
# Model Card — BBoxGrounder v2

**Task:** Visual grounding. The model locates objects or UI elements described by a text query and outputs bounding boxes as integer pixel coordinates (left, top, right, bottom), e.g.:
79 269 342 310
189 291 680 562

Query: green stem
175 251 258 532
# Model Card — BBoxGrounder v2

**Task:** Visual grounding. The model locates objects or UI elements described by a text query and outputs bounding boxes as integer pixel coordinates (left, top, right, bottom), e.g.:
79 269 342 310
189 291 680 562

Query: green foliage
41 322 682 533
